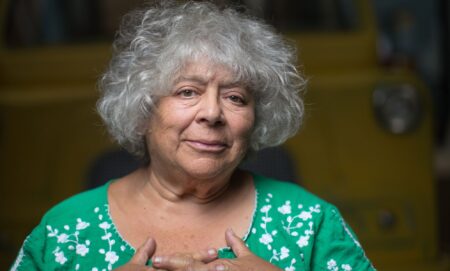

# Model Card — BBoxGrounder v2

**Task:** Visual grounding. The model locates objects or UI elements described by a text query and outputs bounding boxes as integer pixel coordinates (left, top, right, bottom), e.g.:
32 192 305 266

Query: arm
309 206 376 271
9 226 46 271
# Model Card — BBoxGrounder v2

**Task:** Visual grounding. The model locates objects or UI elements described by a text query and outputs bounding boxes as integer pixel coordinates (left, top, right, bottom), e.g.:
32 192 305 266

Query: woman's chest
119 215 251 255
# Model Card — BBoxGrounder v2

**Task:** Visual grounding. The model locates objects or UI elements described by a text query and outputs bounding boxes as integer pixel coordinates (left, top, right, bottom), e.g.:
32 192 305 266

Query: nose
196 89 225 126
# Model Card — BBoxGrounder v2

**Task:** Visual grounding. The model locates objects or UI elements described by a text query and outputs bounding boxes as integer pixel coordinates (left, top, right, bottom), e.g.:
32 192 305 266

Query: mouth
184 139 229 152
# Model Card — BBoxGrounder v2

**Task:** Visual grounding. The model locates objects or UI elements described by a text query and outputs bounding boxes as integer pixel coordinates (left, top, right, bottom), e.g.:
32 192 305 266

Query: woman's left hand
152 228 282 271
209 228 283 271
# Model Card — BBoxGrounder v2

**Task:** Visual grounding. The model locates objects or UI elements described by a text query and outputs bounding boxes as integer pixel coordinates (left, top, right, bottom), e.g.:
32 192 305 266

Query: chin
183 160 236 180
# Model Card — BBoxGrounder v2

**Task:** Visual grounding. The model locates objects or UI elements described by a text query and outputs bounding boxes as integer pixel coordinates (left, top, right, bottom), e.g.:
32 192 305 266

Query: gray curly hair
97 1 306 161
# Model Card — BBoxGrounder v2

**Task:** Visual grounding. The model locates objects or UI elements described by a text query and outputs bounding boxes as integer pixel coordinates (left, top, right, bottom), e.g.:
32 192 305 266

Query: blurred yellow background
0 0 449 270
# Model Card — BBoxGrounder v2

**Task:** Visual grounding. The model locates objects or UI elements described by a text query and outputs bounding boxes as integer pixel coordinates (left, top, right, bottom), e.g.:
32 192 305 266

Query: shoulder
253 173 331 210
34 183 110 243
252 174 337 236
9 184 111 270
42 183 108 223
251 174 375 270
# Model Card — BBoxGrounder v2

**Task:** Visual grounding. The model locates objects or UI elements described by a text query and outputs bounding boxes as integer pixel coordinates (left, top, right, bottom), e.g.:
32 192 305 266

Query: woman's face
146 61 255 180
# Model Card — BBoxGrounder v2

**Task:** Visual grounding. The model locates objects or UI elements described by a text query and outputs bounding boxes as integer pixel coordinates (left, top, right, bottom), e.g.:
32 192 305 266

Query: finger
152 253 210 270
206 259 233 271
130 237 157 265
152 253 193 269
191 247 218 263
225 228 250 257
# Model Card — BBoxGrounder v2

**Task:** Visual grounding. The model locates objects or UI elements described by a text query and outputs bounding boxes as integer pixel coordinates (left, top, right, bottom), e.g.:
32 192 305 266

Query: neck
135 166 239 207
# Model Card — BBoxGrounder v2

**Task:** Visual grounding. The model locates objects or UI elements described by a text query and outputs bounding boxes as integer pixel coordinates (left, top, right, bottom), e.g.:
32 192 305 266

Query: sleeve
310 205 376 271
9 223 47 271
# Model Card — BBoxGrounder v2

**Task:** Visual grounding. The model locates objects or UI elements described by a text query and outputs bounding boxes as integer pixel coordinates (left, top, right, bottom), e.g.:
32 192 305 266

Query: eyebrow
173 75 243 89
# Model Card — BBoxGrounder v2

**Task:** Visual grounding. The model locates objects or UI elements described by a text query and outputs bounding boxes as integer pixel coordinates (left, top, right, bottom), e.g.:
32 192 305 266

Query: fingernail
208 248 217 256
153 256 162 264
216 264 227 271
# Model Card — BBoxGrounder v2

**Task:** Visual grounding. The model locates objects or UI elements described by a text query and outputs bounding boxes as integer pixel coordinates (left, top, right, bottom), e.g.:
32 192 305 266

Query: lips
184 139 229 152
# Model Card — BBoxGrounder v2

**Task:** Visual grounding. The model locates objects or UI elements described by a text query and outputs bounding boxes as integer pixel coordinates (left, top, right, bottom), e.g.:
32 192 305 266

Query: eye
227 95 246 105
177 89 197 98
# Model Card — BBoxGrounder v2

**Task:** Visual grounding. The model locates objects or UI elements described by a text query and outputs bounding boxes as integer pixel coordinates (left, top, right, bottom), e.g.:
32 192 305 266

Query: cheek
232 113 255 140
154 104 195 133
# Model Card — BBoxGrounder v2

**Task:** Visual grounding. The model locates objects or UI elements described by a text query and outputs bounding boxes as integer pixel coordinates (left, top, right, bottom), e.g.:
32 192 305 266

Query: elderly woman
11 2 375 271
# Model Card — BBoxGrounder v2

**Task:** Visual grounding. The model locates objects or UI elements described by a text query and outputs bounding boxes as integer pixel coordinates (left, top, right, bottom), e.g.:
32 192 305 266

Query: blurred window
4 0 358 48
243 0 358 32
4 0 143 47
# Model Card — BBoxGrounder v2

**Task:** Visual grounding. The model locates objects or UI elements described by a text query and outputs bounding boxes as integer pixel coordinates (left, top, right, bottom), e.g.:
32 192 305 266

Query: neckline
103 172 261 253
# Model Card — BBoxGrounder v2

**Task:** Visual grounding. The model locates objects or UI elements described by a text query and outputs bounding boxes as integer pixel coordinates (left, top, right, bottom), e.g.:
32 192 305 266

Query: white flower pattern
53 247 67 264
76 244 90 256
105 251 119 265
28 180 371 271
97 205 120 270
327 259 353 271
258 192 323 270
45 205 122 270
259 233 274 245
47 218 92 268
57 233 69 243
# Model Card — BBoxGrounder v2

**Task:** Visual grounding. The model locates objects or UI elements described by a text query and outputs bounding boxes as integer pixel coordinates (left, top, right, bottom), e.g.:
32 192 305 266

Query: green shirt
10 174 375 271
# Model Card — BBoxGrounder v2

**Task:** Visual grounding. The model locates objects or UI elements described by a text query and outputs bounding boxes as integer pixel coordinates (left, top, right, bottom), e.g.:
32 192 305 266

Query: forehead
174 60 240 86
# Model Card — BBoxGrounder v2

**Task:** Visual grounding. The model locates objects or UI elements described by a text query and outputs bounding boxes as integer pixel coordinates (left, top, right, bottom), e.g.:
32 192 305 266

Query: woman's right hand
113 237 218 271
113 237 156 271
151 248 218 270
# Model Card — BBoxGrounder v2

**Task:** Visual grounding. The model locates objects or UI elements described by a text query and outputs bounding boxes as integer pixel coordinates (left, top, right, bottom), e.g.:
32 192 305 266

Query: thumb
130 237 156 265
225 228 250 257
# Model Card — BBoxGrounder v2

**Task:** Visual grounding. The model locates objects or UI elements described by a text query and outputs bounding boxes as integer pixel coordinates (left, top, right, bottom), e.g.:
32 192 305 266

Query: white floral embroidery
99 221 111 230
281 203 321 250
298 211 312 221
47 218 91 266
76 244 90 256
106 251 119 264
278 201 292 215
259 202 276 250
261 205 271 213
327 259 338 271
57 233 69 243
296 235 309 248
98 204 120 270
327 259 353 271
257 192 323 270
270 246 290 262
44 205 124 270
342 264 352 271
76 219 90 230
285 258 297 271
259 233 273 245
280 247 290 260
53 247 68 265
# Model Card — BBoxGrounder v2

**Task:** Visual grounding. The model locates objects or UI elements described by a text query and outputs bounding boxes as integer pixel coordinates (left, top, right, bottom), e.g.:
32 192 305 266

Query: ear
225 228 251 257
